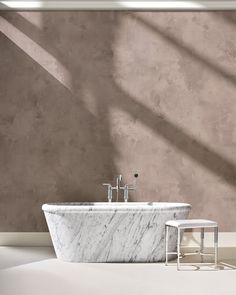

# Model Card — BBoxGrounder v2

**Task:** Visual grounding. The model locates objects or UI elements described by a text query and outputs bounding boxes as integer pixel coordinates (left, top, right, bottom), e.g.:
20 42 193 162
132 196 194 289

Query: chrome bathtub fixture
103 174 138 202
120 173 139 202
103 174 122 202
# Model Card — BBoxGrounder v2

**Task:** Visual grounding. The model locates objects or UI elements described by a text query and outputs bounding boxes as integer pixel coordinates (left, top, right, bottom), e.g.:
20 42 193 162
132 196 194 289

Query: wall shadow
1 11 236 231
0 11 120 231
218 11 236 26
130 13 236 88
111 83 236 186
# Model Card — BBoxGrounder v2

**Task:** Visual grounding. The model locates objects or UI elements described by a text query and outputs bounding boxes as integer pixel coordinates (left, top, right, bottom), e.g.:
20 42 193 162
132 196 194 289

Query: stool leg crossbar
165 225 218 270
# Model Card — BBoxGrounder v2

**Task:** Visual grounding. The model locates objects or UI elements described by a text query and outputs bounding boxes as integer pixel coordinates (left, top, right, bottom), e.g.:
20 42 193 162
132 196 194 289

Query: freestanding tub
42 202 191 262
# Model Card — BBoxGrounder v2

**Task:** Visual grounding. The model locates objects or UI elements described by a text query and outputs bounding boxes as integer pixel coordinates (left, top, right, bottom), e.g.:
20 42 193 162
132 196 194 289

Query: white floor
0 247 236 295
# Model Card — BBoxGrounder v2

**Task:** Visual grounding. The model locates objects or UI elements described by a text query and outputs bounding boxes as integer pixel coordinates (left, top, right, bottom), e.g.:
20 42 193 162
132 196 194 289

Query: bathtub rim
42 202 192 213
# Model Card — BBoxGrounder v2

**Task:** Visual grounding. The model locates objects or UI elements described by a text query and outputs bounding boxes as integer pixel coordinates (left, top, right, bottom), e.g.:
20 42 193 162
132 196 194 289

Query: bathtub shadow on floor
0 246 55 270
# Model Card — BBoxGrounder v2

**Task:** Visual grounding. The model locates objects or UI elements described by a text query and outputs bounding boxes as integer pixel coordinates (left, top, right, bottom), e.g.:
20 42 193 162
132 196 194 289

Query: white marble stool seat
165 219 218 270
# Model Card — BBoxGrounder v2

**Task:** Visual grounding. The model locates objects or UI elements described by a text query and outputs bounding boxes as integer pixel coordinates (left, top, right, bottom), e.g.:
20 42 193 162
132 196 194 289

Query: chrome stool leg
177 228 180 271
214 226 218 269
200 228 204 263
165 225 169 266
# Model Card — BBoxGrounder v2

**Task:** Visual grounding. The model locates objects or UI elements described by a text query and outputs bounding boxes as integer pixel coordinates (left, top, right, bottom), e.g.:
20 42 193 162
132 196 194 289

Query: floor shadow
180 247 236 270
0 247 55 270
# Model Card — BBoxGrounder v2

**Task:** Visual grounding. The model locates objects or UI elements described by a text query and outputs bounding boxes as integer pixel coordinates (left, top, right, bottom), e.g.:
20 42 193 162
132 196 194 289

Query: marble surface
42 202 191 262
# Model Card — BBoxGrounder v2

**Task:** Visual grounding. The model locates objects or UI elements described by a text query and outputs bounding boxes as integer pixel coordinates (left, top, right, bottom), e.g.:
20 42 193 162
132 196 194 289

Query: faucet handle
103 183 113 202
123 174 139 202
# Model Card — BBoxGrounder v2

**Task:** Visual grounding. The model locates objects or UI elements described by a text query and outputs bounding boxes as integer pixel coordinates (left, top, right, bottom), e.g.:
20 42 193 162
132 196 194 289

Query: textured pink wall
0 11 236 231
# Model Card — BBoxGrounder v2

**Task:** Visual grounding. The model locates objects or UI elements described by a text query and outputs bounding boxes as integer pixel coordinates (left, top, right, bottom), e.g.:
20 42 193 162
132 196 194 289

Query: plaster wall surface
0 11 236 231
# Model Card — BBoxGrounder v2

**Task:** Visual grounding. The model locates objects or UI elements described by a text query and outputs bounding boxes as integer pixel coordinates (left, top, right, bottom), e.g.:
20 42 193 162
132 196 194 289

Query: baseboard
0 232 235 247
1 1 236 11
182 232 236 248
0 232 52 246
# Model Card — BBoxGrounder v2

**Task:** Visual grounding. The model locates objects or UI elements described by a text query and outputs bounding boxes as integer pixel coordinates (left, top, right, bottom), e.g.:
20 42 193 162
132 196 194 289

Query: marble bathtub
42 202 191 262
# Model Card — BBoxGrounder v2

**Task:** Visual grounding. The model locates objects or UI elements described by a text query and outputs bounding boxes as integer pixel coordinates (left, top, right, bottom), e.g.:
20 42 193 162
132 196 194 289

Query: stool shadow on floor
166 247 236 271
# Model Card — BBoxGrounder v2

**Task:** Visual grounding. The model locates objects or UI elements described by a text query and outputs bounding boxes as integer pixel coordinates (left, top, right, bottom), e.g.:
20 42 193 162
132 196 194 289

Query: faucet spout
115 174 122 202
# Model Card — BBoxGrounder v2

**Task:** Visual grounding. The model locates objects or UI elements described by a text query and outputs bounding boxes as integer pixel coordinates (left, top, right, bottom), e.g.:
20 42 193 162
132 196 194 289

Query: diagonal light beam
0 16 72 91
110 81 236 188
131 13 236 89
17 11 43 29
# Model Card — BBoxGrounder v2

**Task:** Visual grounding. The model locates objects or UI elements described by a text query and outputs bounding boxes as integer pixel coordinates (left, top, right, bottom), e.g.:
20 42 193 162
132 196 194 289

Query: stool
165 219 218 270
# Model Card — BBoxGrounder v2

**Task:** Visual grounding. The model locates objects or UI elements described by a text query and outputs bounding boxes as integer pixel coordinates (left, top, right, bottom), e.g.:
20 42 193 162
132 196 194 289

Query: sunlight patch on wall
17 11 43 29
82 87 98 117
0 16 72 91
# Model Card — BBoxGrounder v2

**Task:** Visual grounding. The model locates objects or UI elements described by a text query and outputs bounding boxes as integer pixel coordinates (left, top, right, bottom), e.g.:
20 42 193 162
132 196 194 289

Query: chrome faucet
103 174 138 202
103 174 122 202
120 174 138 202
